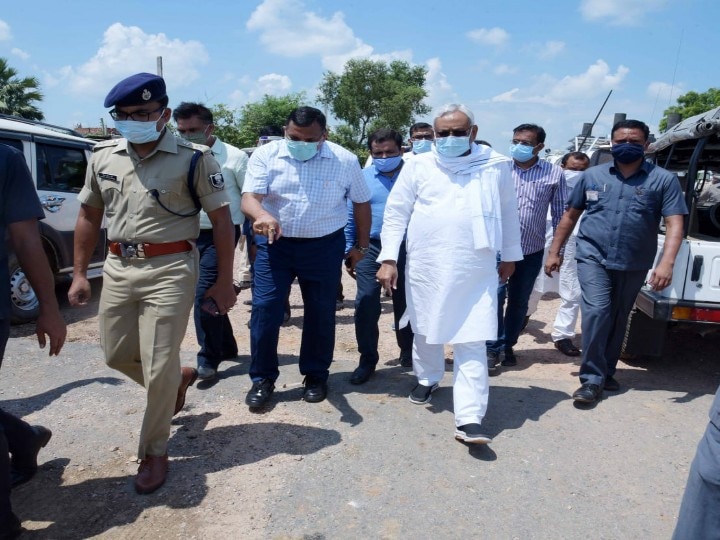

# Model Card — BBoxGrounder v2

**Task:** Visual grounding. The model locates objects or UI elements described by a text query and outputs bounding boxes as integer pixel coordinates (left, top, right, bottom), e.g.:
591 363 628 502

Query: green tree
318 59 430 153
210 103 244 148
660 88 720 131
235 93 306 147
0 57 44 120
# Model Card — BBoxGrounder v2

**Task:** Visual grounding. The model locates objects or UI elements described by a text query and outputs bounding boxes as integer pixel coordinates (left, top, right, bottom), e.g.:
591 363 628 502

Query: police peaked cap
104 72 167 108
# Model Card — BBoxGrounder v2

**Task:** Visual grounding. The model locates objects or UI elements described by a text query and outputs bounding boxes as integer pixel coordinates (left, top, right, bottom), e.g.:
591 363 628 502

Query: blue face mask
435 136 470 157
374 155 403 173
412 139 432 154
510 144 536 163
286 139 319 161
115 119 163 144
611 142 645 164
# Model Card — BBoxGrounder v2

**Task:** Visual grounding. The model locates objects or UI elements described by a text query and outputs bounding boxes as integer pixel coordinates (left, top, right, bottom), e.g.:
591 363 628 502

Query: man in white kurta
377 104 522 444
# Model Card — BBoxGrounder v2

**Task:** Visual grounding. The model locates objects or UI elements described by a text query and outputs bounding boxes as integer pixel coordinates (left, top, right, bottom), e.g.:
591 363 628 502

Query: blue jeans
193 226 240 370
249 229 345 382
487 249 544 354
576 259 646 385
354 240 413 367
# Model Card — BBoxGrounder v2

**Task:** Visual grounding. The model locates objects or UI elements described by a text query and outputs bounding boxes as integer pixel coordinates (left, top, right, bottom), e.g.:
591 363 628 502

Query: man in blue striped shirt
487 124 566 369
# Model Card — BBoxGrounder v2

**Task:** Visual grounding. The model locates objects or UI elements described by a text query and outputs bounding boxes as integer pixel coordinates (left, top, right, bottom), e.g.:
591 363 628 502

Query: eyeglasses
411 134 434 141
435 129 471 138
511 139 537 147
109 106 166 122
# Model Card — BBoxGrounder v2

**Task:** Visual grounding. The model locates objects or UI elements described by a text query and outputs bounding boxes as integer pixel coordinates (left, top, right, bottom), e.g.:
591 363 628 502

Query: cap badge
142 88 152 101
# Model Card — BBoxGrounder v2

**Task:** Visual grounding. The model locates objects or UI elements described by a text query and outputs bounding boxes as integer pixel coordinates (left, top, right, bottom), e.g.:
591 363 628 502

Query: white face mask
115 118 163 144
563 169 583 189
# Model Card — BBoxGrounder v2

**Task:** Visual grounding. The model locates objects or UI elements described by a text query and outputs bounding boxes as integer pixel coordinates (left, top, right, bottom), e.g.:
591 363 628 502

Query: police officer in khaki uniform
68 73 236 495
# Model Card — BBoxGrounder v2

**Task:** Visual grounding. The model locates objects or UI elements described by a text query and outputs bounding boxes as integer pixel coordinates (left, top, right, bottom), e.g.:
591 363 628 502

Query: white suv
0 114 107 323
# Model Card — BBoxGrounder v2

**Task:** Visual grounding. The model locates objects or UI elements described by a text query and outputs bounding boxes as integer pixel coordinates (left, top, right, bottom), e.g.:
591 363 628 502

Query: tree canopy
318 59 430 152
660 88 720 132
232 92 305 146
0 57 44 120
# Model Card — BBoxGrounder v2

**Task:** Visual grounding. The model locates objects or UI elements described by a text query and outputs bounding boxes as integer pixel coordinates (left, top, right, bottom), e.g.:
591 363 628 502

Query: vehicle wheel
8 254 40 324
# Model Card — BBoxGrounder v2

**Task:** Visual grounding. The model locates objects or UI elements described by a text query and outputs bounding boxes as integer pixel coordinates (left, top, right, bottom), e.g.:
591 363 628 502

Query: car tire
8 253 40 324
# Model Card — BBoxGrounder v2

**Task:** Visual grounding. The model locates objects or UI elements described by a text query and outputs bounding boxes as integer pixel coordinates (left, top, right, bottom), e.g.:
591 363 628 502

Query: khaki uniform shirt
78 130 229 243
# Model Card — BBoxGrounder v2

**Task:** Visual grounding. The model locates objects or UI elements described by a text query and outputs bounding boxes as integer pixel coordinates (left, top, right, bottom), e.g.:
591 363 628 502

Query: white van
0 114 107 323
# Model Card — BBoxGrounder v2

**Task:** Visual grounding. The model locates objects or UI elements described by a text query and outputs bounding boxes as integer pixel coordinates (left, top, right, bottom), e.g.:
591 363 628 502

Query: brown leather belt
108 240 193 258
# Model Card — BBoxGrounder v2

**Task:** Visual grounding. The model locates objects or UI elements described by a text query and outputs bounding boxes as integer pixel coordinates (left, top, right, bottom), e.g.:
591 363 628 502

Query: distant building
74 125 119 140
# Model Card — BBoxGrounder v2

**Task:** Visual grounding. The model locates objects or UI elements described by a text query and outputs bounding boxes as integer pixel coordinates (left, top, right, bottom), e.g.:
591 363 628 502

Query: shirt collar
609 159 653 179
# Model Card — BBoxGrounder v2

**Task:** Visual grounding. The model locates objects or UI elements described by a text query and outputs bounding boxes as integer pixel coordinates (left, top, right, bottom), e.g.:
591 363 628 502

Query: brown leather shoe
174 367 198 415
134 454 168 494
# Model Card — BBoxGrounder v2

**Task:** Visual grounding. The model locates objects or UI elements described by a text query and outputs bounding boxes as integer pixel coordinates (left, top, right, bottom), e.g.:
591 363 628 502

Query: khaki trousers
99 251 197 458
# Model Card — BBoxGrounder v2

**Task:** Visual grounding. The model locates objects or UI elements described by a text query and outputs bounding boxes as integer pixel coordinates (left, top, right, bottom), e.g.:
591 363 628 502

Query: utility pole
156 56 163 77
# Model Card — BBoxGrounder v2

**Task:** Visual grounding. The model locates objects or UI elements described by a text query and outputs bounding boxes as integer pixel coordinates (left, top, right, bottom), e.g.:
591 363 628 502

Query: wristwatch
354 244 369 255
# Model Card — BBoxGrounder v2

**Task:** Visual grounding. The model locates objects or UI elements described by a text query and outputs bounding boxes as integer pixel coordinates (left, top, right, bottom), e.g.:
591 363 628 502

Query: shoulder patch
93 139 120 151
208 172 225 190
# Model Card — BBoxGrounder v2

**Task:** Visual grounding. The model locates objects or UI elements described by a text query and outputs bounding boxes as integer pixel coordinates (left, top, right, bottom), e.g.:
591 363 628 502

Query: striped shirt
243 139 370 238
513 159 566 254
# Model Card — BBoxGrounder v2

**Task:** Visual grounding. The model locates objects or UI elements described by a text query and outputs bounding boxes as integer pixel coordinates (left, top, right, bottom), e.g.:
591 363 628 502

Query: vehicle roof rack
0 113 85 138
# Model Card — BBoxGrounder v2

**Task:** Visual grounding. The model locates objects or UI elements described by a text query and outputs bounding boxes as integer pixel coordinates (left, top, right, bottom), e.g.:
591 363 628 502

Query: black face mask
611 142 645 164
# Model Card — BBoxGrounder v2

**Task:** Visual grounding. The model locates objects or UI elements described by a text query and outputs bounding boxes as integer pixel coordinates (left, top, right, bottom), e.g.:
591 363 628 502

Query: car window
36 142 88 193
0 138 23 152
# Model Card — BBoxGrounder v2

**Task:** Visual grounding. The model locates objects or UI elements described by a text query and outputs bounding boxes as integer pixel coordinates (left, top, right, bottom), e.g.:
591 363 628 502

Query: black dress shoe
11 425 52 489
501 348 517 367
350 365 375 385
245 379 275 408
0 513 23 540
604 376 620 392
555 338 581 357
303 376 328 403
572 383 602 403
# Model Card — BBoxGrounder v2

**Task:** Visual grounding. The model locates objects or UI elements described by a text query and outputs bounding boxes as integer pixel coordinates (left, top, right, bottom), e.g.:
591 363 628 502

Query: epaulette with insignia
93 139 121 152
177 138 212 154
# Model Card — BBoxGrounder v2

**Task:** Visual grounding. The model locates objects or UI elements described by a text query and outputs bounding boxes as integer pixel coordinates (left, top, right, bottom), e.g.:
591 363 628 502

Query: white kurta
378 145 523 345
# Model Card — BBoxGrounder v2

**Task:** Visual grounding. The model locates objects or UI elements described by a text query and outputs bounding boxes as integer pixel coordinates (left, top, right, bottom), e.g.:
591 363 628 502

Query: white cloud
10 47 30 60
60 23 208 98
0 19 11 41
494 64 518 76
256 73 292 95
248 0 408 71
580 0 668 25
228 73 294 107
647 81 685 106
423 57 455 109
466 27 510 47
537 40 565 60
489 60 629 106
491 88 520 103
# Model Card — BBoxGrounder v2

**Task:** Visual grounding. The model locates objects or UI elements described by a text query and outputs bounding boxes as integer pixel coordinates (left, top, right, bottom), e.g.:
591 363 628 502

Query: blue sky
0 0 715 152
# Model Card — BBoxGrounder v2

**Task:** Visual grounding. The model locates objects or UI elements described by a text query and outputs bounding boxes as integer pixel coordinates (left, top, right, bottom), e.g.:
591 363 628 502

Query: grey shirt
567 160 687 271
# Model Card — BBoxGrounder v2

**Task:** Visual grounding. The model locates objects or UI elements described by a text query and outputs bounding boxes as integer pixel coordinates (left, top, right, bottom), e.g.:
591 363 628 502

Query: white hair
434 103 475 126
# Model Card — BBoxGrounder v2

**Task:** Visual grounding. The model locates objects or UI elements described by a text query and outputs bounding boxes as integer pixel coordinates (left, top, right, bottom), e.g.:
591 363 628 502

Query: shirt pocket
143 178 185 216
631 189 660 214
311 178 345 208
99 175 124 217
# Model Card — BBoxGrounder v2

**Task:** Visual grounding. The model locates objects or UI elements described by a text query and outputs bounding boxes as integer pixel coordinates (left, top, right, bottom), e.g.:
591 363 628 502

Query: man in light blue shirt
345 128 413 385
241 106 371 407
174 102 249 382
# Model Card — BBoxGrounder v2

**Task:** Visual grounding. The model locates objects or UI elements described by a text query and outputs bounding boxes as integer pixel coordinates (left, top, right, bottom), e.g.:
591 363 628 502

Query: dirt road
3 270 720 539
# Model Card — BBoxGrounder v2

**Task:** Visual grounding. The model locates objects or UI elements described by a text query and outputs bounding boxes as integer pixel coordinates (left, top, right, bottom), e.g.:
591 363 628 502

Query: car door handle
39 195 66 213
691 255 703 281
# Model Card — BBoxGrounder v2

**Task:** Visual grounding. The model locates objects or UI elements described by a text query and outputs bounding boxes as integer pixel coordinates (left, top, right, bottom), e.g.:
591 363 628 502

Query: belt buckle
119 243 145 258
